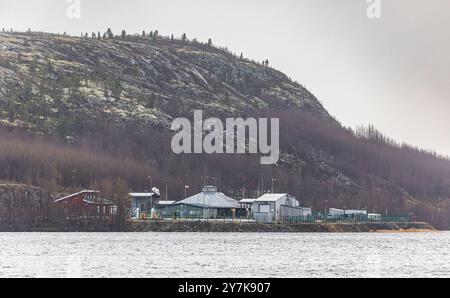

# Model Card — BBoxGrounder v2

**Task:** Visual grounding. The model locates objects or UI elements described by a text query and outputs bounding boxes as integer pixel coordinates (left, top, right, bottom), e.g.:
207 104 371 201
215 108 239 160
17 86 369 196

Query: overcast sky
1 0 449 156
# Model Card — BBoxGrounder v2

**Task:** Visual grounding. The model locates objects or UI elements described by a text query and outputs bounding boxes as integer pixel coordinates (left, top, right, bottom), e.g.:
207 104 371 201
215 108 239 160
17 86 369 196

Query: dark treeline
0 128 160 192
1 108 449 228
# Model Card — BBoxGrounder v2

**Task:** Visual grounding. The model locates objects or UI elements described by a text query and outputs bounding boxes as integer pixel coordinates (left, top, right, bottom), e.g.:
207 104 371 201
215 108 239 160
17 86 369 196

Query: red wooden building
54 190 116 219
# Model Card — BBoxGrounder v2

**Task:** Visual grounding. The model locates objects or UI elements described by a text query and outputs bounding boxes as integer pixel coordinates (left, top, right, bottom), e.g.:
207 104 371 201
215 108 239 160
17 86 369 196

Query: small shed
130 190 160 219
239 198 256 218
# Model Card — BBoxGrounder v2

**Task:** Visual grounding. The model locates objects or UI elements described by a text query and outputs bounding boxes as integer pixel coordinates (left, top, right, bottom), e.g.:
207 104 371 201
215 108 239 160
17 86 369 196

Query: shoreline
0 221 438 233
373 228 439 233
128 221 437 233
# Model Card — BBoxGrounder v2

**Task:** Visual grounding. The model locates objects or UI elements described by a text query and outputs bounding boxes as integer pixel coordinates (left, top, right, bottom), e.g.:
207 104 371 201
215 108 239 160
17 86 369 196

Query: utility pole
261 175 264 194
271 179 277 194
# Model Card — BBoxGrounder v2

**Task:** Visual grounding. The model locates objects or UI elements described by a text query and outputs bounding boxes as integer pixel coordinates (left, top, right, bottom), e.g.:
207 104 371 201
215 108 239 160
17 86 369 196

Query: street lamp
148 176 153 188
185 185 189 199
271 179 277 193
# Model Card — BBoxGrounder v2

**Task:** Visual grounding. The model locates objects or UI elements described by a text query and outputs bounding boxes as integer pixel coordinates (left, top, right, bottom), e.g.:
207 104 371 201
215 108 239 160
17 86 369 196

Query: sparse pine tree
208 38 212 47
106 28 114 39
182 33 187 42
171 34 174 42
30 56 38 73
142 30 146 37
110 79 122 99
121 30 126 39
22 78 33 102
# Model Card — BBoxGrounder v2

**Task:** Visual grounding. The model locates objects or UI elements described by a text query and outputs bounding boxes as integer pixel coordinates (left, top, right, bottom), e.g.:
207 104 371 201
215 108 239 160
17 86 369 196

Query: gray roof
177 189 239 209
129 192 155 198
157 200 176 206
239 198 256 204
254 193 288 202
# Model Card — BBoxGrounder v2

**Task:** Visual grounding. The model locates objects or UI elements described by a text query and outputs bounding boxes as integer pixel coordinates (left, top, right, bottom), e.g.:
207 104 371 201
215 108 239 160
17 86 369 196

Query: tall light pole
185 185 189 199
271 179 277 193
148 176 153 189
147 176 153 215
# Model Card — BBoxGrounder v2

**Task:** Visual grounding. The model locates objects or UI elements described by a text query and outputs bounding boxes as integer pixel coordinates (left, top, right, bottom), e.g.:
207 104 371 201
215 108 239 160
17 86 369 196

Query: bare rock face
0 184 50 230
0 32 333 135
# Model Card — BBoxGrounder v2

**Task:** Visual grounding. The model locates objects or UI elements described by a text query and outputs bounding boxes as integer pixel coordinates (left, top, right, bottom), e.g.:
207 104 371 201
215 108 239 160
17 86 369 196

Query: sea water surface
0 232 449 278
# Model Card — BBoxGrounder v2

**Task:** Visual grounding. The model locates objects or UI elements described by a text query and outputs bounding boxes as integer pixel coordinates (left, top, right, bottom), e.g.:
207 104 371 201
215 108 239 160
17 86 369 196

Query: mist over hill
0 30 449 228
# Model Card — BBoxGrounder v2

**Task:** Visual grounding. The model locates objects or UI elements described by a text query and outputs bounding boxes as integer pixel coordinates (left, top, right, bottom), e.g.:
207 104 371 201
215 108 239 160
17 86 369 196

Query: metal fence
149 213 256 223
140 212 411 224
281 215 412 224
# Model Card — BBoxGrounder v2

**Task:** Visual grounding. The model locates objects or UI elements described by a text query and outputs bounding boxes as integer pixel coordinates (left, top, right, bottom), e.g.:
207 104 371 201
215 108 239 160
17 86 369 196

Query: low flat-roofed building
239 198 256 218
253 193 311 223
328 208 367 220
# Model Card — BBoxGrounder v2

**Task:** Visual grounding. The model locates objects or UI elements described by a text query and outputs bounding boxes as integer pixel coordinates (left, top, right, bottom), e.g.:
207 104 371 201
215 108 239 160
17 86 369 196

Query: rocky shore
128 220 436 233
0 220 436 233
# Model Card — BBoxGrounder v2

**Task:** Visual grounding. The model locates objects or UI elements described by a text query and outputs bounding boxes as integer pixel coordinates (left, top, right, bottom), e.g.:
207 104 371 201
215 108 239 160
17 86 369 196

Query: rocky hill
0 31 332 135
0 31 449 229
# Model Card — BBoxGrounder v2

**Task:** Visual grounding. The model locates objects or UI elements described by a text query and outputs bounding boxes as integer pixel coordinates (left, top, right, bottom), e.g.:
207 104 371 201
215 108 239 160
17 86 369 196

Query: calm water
0 232 449 278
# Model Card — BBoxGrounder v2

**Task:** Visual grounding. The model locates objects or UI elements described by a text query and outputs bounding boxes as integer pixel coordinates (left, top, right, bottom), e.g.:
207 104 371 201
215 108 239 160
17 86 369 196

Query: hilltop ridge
0 31 332 136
